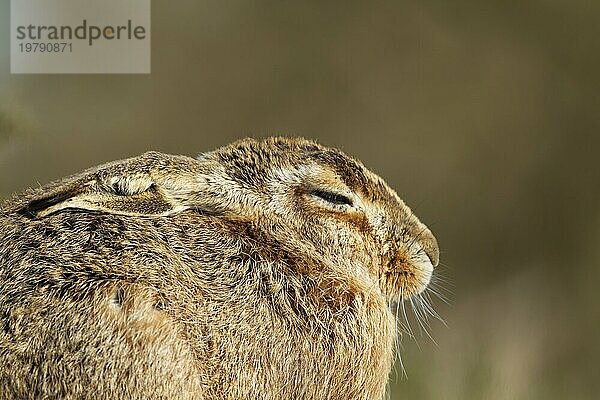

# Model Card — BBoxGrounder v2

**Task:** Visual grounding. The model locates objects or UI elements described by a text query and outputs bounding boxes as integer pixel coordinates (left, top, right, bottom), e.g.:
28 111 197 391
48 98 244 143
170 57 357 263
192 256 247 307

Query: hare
0 137 439 400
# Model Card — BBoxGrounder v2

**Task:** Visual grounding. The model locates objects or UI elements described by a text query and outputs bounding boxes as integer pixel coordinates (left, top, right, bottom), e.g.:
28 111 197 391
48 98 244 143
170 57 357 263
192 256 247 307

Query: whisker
427 283 451 306
410 296 437 346
400 287 415 340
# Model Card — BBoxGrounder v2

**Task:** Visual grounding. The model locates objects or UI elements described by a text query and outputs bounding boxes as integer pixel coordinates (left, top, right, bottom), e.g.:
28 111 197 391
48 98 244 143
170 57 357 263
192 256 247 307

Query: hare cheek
383 249 433 298
408 251 434 295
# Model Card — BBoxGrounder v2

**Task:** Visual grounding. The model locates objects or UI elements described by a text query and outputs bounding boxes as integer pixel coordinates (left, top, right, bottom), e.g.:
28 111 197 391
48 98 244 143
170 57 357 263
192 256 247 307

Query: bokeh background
1 1 599 399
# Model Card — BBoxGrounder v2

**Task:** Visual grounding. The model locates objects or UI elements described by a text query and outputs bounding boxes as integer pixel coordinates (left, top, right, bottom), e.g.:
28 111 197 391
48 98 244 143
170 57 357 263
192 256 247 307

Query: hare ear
18 174 187 219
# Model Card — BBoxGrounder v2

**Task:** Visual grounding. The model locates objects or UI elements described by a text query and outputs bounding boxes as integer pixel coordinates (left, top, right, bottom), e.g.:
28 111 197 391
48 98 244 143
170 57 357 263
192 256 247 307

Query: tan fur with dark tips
0 137 439 400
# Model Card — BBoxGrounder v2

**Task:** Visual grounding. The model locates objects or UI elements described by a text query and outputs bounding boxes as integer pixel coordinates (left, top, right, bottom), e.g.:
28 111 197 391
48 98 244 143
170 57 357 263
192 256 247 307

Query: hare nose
418 226 439 267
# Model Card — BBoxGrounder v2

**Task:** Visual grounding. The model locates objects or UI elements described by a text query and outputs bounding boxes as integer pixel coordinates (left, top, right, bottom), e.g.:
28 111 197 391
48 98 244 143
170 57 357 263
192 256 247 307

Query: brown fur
0 137 439 399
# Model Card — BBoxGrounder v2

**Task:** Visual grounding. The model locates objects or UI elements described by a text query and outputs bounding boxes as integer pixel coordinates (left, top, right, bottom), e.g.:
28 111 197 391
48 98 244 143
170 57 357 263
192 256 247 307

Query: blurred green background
1 1 599 399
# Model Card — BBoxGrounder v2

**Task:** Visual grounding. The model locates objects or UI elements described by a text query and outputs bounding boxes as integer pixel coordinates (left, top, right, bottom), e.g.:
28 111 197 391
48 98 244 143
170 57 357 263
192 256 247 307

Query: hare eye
311 189 353 207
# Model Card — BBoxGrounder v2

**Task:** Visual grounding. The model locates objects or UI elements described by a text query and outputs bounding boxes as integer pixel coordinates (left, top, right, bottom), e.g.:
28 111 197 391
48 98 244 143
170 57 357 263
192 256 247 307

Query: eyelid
311 189 353 207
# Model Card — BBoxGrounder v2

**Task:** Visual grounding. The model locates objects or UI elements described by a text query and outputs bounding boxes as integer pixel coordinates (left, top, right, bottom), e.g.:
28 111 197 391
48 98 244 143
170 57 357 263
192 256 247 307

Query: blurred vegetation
0 111 9 142
0 108 29 140
0 108 30 184
1 0 599 398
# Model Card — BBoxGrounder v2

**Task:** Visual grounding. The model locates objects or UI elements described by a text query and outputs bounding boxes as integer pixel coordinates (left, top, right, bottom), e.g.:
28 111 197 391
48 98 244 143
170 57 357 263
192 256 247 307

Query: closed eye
311 189 353 207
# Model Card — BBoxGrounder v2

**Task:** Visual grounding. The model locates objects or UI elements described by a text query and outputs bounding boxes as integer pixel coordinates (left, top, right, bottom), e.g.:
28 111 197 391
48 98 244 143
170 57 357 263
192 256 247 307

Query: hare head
199 138 439 302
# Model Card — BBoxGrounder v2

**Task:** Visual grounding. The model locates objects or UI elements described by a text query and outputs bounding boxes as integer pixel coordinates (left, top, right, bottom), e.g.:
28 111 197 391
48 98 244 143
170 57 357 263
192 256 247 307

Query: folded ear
18 174 187 219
